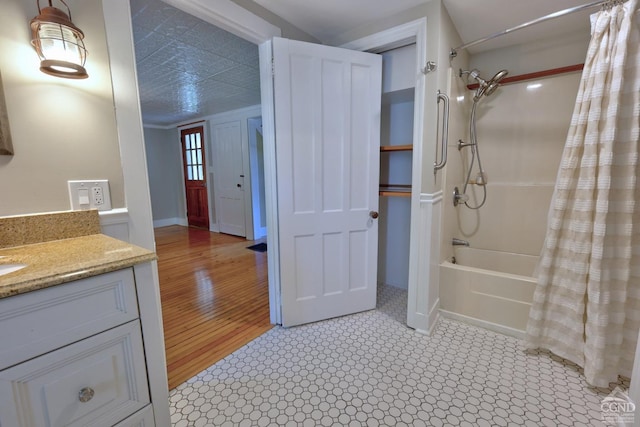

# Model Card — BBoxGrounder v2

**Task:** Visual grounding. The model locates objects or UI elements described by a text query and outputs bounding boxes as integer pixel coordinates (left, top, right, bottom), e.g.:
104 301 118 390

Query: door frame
104 0 283 325
340 19 428 332
160 1 282 323
180 125 211 229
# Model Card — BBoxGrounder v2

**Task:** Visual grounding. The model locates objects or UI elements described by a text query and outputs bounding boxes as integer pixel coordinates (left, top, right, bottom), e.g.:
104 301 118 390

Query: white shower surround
439 65 582 338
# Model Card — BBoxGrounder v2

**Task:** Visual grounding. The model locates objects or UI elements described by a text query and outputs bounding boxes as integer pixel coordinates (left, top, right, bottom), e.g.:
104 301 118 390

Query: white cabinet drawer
114 405 155 427
0 268 139 370
0 321 150 427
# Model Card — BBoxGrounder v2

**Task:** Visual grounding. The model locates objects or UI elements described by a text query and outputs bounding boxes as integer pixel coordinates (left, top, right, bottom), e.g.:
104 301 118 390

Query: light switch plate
68 180 112 211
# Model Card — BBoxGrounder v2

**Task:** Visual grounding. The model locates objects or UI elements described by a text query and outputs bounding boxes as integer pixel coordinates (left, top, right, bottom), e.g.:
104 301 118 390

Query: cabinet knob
78 387 95 403
369 211 379 219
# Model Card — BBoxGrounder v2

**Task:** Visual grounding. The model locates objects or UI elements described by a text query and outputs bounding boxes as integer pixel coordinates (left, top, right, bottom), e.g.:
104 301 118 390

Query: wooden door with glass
181 126 210 229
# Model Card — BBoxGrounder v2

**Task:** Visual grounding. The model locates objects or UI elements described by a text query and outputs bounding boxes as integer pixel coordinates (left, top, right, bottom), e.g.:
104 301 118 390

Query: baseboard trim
153 217 188 228
439 309 525 340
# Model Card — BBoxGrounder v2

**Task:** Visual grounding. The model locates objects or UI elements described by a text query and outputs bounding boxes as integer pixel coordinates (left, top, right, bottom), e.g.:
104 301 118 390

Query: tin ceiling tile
131 0 261 126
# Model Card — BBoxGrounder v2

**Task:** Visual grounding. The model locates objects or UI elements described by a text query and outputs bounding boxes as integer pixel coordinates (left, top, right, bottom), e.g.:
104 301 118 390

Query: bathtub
439 247 538 338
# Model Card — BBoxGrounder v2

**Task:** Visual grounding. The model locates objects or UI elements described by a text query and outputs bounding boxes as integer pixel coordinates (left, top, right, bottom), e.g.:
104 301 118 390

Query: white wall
143 127 186 227
330 4 427 47
435 2 471 272
469 31 591 77
0 0 125 216
439 66 469 263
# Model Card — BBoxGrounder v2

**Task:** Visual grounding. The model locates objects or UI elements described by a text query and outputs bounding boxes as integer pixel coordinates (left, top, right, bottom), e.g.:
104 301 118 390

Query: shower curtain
525 0 640 388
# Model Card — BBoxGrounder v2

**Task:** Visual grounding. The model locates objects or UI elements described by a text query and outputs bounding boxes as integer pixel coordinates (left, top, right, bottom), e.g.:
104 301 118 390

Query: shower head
459 68 509 101
491 69 509 84
484 69 509 97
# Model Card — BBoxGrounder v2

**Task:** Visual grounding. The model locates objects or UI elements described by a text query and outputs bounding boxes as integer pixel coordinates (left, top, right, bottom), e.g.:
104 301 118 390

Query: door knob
78 387 95 403
237 184 242 188
369 211 379 219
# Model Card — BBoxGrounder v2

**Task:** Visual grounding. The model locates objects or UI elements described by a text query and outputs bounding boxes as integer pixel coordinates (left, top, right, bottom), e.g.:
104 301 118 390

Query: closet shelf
379 184 411 197
379 190 411 198
380 145 413 152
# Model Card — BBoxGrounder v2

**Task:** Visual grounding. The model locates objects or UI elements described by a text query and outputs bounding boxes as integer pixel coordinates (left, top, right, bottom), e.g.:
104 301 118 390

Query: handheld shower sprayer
459 68 509 101
455 67 509 209
485 69 509 96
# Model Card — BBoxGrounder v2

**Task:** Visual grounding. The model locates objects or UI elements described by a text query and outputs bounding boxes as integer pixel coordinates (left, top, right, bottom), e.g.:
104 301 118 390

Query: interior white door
212 121 246 237
273 37 382 327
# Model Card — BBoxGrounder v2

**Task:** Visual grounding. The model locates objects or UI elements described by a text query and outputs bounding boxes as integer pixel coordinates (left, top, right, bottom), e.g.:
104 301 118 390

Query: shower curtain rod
450 0 609 58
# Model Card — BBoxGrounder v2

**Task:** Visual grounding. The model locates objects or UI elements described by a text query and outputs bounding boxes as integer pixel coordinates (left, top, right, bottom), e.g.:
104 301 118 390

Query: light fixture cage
30 0 88 79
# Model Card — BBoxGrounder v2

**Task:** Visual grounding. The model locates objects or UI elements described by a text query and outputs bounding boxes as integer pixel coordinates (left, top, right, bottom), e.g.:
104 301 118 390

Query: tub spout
452 238 469 247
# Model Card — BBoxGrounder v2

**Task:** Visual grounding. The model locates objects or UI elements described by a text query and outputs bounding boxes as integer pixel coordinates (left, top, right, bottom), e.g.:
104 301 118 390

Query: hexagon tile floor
169 285 629 426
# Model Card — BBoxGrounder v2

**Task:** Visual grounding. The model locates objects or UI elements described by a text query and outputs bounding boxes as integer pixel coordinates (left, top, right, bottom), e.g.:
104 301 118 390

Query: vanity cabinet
0 268 155 427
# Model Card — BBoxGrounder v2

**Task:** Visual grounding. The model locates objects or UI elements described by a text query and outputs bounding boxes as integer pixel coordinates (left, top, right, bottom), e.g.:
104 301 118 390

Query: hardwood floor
155 226 272 389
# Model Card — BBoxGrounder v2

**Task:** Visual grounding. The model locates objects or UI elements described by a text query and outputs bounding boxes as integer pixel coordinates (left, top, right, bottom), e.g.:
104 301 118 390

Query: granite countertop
0 234 157 299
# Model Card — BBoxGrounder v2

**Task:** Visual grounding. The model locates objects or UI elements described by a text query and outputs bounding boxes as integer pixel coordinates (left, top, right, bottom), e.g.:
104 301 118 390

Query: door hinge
271 57 275 76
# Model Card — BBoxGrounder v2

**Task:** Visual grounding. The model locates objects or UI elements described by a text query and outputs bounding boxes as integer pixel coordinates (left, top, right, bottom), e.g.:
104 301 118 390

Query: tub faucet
452 238 469 247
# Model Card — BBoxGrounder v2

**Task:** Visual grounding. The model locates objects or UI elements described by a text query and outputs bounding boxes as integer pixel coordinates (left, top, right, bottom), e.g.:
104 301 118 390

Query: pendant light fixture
30 0 88 79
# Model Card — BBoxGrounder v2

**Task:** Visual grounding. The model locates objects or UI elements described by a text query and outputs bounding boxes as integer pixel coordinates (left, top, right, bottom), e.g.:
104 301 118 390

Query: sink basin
0 264 27 276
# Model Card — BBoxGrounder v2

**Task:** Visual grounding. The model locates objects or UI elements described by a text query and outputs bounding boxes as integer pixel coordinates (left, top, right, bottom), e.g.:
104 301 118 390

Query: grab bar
434 90 450 172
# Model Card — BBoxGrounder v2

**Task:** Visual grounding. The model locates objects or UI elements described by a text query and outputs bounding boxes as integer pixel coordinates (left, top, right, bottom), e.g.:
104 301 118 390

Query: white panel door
273 37 382 327
212 121 246 237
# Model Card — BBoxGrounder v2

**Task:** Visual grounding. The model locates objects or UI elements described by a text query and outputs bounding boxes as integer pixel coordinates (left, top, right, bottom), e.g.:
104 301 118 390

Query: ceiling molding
143 124 175 130
160 0 281 44
150 104 263 129
340 18 427 53
204 104 262 125
253 0 427 43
